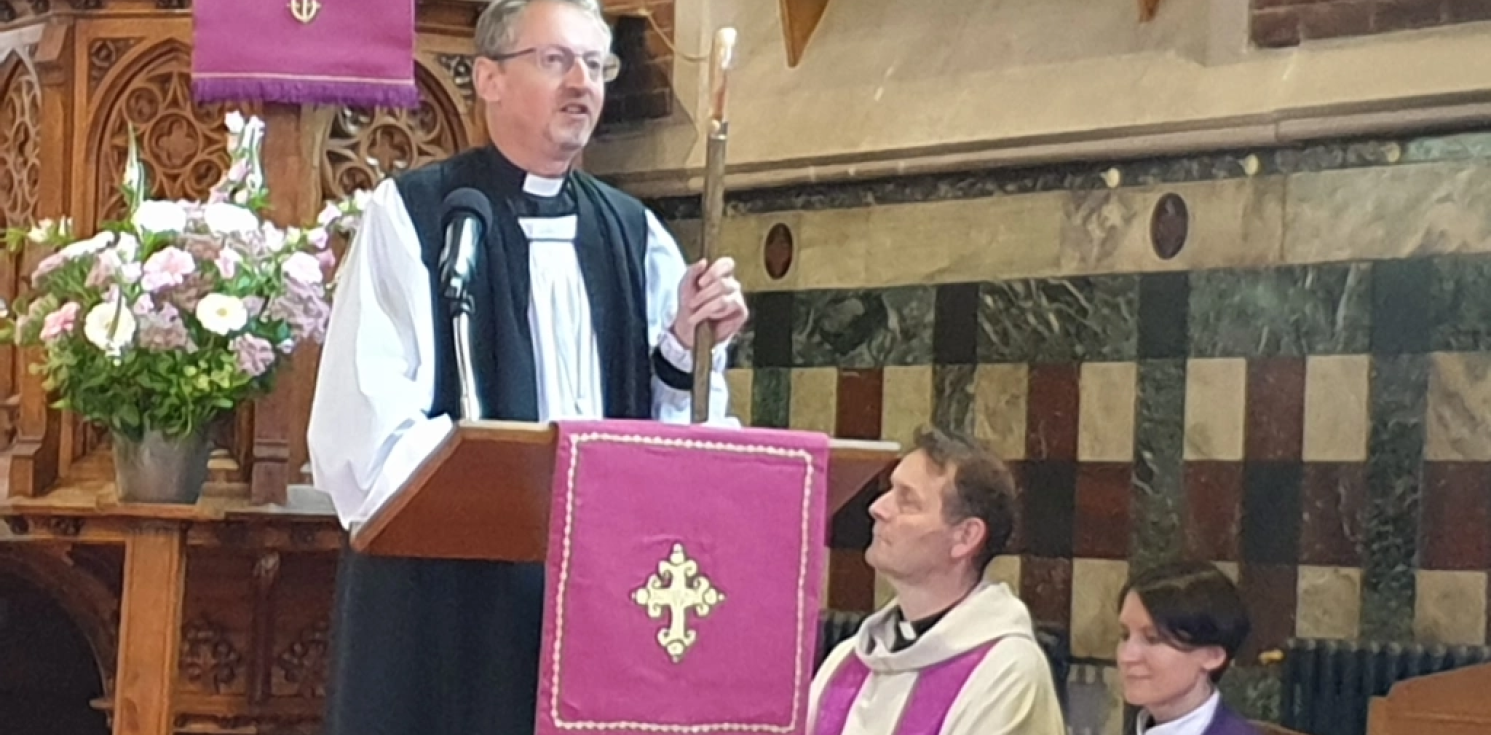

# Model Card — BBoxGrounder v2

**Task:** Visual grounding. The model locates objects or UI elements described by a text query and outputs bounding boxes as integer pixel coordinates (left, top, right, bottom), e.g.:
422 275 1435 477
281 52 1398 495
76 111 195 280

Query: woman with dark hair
1116 561 1259 735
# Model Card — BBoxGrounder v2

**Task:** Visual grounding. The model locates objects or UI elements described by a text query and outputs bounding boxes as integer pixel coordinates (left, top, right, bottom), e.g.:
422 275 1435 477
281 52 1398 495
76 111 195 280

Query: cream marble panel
1061 176 1286 274
1296 566 1362 640
1079 362 1138 462
1214 561 1241 584
974 364 1029 461
861 194 1067 287
1427 352 1491 462
882 365 934 449
1414 570 1489 646
1285 162 1491 264
1303 355 1371 462
1184 358 1248 461
789 367 838 434
984 555 1022 596
726 368 753 426
874 573 896 610
1072 559 1130 660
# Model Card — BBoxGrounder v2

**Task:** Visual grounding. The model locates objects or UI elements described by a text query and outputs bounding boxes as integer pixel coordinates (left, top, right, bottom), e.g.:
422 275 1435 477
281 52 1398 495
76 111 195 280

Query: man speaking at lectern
306 1 747 733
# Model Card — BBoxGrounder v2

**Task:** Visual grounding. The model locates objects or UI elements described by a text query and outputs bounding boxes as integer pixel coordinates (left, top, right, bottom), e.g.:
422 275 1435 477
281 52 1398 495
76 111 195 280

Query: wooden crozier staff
691 27 738 424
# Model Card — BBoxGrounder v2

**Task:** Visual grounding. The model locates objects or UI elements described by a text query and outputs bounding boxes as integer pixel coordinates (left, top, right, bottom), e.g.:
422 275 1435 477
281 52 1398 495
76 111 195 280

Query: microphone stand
444 225 483 421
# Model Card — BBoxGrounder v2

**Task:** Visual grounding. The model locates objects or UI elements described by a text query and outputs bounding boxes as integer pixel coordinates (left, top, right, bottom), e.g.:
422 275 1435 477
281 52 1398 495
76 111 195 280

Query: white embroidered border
547 433 818 733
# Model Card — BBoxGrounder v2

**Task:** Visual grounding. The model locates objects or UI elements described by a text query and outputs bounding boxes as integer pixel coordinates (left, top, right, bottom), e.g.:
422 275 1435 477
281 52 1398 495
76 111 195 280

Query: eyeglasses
487 45 621 84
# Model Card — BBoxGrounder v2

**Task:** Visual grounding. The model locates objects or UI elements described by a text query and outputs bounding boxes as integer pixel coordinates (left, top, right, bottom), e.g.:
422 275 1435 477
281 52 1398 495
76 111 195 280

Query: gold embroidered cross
631 543 725 663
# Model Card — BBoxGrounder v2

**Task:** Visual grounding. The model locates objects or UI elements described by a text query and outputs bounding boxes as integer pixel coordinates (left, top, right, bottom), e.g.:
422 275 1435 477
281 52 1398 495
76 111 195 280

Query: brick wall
1252 0 1491 48
602 0 674 125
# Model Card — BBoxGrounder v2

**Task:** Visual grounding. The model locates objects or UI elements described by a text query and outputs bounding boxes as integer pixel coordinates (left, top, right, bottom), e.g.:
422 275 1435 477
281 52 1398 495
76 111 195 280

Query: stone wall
648 128 1491 730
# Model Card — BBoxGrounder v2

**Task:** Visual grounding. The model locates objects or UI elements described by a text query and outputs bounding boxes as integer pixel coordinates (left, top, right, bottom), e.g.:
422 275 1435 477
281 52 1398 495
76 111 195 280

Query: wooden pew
1367 662 1491 735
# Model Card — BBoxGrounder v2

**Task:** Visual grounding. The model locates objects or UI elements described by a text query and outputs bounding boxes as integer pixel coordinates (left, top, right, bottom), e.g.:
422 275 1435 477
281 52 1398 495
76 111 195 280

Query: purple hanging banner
191 0 420 109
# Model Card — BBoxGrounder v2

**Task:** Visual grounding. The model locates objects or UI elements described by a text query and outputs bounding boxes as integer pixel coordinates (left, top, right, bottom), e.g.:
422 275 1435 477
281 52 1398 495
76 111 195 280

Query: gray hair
475 0 609 58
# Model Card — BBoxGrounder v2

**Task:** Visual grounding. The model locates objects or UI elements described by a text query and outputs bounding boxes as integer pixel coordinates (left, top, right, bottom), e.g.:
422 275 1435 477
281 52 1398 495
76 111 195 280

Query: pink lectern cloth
538 419 832 735
191 0 420 109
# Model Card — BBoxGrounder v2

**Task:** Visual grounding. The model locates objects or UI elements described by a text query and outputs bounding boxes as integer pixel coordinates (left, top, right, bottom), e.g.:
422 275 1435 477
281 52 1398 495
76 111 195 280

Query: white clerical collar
523 173 564 198
1136 690 1220 735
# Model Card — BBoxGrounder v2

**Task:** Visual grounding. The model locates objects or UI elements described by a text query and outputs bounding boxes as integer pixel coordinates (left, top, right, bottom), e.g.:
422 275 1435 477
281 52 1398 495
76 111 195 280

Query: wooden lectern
350 420 900 560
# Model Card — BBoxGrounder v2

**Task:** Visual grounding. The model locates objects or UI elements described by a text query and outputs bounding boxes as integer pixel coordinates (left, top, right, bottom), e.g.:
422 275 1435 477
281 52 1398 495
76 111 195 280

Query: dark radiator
1280 637 1491 735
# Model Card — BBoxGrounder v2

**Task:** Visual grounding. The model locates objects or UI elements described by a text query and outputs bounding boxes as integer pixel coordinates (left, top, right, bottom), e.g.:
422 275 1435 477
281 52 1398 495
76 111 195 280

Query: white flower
282 251 323 285
262 224 286 253
225 112 245 135
203 203 259 234
195 293 248 335
115 232 140 262
27 219 54 243
352 190 372 210
58 231 114 259
132 200 188 234
83 298 137 355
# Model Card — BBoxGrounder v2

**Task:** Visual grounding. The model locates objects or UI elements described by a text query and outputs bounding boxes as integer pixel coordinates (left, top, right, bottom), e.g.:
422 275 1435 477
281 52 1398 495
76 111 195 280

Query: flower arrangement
1 112 366 501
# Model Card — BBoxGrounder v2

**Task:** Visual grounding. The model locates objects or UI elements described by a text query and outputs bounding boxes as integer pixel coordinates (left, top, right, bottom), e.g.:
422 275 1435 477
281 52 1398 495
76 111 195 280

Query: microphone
438 188 492 313
438 188 491 420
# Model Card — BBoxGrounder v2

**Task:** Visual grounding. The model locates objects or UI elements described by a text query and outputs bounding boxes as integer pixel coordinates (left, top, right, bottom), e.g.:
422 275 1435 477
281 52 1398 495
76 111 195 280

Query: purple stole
812 639 1003 735
1201 704 1261 735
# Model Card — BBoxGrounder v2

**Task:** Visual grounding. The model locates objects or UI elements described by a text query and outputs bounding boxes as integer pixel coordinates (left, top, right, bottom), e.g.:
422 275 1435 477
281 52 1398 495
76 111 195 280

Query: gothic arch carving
87 38 245 225
319 60 469 201
82 39 252 459
0 546 121 693
0 53 40 232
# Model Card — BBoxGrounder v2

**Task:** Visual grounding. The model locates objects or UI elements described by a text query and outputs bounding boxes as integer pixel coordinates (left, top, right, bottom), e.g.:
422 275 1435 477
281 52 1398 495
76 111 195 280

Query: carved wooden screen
0 51 41 449
84 38 251 466
90 39 240 223
319 61 469 200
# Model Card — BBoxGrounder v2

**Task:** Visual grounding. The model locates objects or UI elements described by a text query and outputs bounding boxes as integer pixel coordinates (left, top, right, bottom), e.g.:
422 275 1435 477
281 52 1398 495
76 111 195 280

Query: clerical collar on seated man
479 144 566 199
889 604 955 652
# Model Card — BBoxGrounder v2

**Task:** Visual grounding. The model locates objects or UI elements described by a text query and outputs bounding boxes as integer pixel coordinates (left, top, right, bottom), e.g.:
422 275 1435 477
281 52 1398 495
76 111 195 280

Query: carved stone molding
4 516 27 535
0 4 16 23
70 0 101 9
435 53 473 102
156 0 188 8
180 615 245 694
320 64 465 200
274 619 329 698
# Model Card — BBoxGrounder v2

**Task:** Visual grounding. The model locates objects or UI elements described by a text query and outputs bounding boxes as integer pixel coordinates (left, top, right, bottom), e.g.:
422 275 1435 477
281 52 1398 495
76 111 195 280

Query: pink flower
282 252 323 285
86 249 122 288
216 248 242 279
32 253 66 281
40 302 80 342
230 334 275 377
141 246 197 292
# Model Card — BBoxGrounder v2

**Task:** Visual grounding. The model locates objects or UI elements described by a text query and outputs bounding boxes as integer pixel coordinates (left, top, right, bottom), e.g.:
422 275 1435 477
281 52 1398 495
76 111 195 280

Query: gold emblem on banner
631 543 725 663
288 0 321 24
